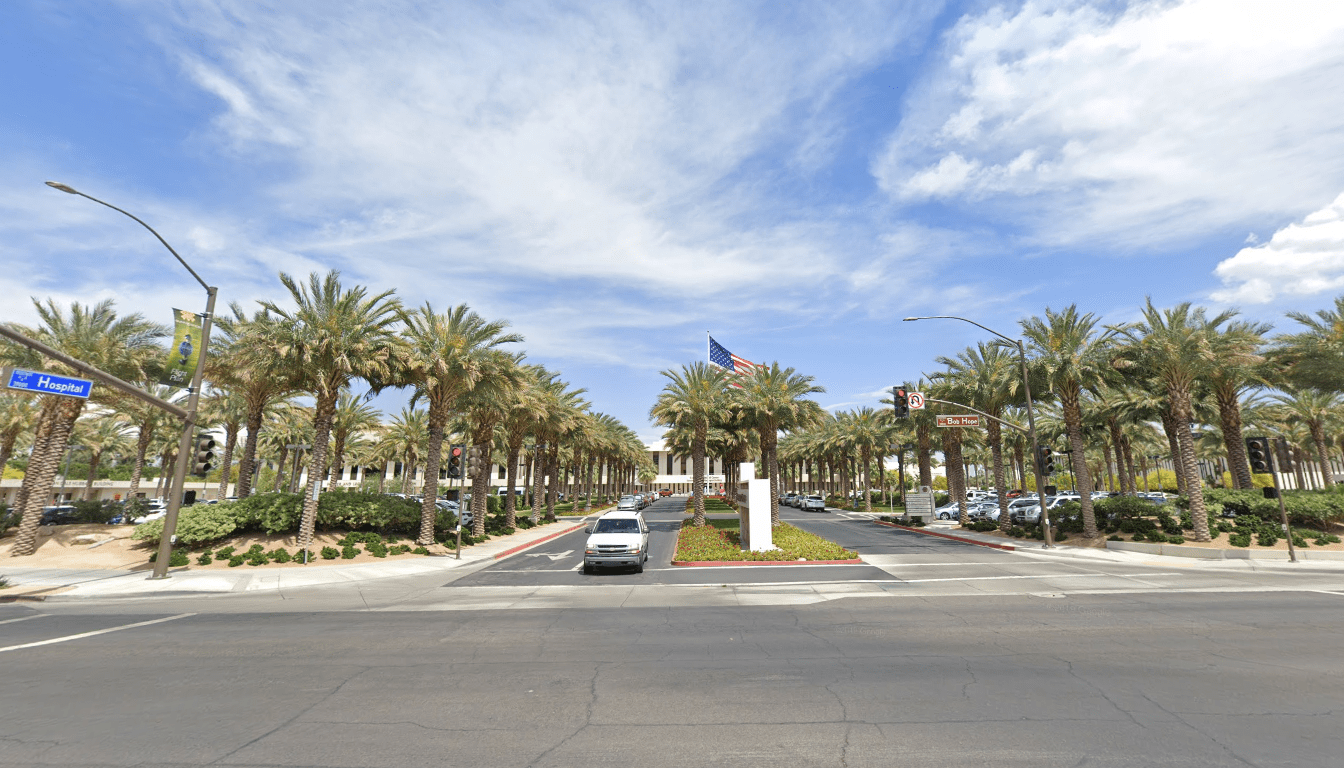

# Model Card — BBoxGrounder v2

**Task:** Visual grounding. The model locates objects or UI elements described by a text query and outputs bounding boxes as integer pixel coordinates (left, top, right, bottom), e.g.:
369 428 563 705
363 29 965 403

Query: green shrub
228 555 245 567
321 546 340 560
71 499 118 524
340 544 358 559
132 504 239 546
196 552 213 565
246 552 268 566
1291 534 1310 548
1107 535 1123 541
269 548 292 563
1095 496 1160 520
1167 535 1185 545
366 541 388 558
1256 531 1279 547
168 549 189 567
215 545 235 558
413 546 430 555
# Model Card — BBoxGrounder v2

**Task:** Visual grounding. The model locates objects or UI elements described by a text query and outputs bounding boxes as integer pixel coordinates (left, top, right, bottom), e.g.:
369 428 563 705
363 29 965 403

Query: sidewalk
1 514 597 601
885 520 1344 573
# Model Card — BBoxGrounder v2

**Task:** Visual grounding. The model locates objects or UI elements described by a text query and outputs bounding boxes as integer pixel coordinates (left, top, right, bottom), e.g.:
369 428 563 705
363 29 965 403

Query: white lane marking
0 614 46 626
0 613 196 654
647 564 873 571
524 550 574 561
898 572 1185 584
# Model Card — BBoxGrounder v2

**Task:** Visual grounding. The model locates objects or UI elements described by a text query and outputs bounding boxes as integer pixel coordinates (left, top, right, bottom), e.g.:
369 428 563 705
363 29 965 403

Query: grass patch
674 520 857 562
685 497 737 514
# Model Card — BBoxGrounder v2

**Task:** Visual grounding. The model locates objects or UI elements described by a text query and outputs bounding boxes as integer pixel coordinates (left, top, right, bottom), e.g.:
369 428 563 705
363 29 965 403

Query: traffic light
892 387 909 419
1035 446 1055 476
1246 436 1275 474
467 446 484 477
191 434 216 477
447 445 463 478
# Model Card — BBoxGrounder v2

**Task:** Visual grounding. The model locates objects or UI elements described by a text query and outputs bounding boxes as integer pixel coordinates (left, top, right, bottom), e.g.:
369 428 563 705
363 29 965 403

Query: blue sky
4 0 1344 442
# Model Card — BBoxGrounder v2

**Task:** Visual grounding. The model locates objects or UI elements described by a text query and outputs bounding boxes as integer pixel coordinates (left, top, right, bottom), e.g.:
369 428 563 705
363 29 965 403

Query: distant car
783 493 800 507
968 503 1001 522
800 495 826 512
617 495 639 511
658 489 672 497
40 505 80 526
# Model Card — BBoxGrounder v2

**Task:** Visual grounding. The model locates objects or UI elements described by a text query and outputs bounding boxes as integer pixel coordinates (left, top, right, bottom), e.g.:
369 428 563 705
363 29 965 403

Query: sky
4 0 1344 444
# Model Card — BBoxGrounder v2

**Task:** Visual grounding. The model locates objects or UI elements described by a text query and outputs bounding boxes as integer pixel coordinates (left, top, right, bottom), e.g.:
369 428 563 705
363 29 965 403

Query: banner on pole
160 308 205 388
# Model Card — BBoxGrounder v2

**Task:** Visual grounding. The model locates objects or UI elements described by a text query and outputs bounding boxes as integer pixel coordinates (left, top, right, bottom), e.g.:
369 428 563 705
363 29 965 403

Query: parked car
781 493 798 507
934 502 962 520
658 489 672 497
799 494 826 512
40 505 80 526
617 495 639 511
968 503 1001 522
1009 500 1043 524
583 510 650 574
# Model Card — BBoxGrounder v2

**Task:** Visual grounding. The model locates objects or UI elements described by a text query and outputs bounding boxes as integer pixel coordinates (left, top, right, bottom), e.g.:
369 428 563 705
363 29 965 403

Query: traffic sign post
907 391 925 410
3 367 94 399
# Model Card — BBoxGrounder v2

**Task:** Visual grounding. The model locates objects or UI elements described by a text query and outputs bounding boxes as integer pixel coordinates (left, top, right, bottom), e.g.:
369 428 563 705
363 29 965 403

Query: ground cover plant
673 520 856 562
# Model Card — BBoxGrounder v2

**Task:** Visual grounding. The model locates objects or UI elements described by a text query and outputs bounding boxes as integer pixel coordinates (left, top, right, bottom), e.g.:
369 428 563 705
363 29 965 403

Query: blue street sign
4 367 94 399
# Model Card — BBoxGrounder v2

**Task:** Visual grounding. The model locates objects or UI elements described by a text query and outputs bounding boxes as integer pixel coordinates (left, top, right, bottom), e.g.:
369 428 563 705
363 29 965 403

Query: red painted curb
873 520 1018 551
494 524 586 560
670 559 866 567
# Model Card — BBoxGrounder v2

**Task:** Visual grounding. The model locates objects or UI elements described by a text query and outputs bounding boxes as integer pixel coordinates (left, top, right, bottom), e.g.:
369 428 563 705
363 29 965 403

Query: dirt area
0 524 456 572
960 521 1344 551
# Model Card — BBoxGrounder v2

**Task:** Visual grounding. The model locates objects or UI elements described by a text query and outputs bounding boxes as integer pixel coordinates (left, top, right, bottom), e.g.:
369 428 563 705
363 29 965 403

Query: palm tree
252 271 404 552
1270 293 1344 392
114 383 183 500
327 390 382 492
733 363 825 525
0 394 39 487
1269 388 1340 488
398 303 522 544
2 299 164 557
455 351 523 536
650 362 729 527
837 407 889 513
383 407 429 495
1111 300 1234 541
210 305 300 499
200 388 248 499
1020 305 1112 539
1202 319 1272 489
937 342 1022 529
73 413 134 500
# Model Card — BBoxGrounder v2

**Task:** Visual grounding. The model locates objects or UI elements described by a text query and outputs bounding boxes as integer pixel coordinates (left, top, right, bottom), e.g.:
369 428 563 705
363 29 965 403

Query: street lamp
47 181 218 579
904 315 1055 547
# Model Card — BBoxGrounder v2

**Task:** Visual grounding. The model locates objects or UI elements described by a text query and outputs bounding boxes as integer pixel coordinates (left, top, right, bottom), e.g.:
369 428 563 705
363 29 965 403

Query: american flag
709 336 761 388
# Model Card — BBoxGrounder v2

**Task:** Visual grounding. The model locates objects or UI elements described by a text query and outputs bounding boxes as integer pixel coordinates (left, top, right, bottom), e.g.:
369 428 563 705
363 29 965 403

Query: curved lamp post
903 315 1055 548
46 181 218 579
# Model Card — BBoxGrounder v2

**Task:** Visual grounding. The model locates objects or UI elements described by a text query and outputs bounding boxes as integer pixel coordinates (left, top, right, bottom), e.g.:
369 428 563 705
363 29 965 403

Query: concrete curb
1106 540 1344 561
494 524 586 560
670 558 866 567
872 520 1019 551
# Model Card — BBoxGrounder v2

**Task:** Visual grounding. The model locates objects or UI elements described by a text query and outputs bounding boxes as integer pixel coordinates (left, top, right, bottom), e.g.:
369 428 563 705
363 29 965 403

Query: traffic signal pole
152 286 217 578
1249 436 1297 564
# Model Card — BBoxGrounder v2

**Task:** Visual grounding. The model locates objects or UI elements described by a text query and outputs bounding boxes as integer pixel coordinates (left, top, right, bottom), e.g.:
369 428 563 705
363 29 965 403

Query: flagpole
707 331 711 366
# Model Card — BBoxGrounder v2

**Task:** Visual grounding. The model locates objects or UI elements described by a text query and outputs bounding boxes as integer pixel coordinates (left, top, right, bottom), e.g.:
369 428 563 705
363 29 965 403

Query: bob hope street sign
4 367 93 399
936 414 981 428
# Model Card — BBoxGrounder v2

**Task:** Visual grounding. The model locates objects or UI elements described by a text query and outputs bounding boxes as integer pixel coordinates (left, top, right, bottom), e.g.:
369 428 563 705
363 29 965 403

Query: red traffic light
451 447 462 457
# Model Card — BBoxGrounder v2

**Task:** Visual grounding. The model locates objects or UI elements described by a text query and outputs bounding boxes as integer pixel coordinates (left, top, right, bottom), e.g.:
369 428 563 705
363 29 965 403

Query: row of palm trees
3 270 652 556
650 296 1344 546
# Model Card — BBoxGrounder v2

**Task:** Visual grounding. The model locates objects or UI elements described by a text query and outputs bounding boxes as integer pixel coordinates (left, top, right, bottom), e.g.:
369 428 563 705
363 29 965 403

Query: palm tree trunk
544 443 559 522
296 398 337 554
691 423 707 526
503 441 521 528
861 447 873 514
916 423 933 488
1101 441 1115 492
471 437 491 537
0 431 17 491
82 451 103 501
584 456 594 511
216 426 238 500
1168 389 1212 541
273 446 289 493
987 421 1011 531
418 423 446 546
127 421 153 498
1216 389 1254 489
11 396 82 557
1061 389 1098 538
1160 411 1186 495
326 433 346 494
530 444 544 524
237 407 264 499
1120 432 1137 495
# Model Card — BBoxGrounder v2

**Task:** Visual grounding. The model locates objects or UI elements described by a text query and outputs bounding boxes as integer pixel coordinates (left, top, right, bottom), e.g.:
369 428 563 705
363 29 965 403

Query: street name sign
936 414 980 428
907 391 925 410
3 367 93 399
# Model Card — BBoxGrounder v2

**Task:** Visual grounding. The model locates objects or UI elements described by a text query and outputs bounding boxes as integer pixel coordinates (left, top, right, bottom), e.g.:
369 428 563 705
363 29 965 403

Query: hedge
1177 488 1344 530
133 492 442 546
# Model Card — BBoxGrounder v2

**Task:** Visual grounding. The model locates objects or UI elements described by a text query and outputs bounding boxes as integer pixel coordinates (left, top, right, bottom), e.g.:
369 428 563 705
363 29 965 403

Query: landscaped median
672 518 861 565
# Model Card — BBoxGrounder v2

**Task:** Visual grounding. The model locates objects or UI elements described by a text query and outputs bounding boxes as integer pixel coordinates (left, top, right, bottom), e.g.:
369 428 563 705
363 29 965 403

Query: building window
680 456 687 474
498 464 506 479
667 454 673 474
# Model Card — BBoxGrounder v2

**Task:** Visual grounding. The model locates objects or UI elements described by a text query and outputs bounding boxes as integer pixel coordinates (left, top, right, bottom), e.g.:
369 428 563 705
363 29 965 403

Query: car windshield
594 518 640 533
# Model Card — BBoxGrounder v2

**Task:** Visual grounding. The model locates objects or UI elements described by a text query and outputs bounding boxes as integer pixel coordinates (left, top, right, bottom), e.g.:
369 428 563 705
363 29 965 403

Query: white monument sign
904 486 935 524
736 462 777 552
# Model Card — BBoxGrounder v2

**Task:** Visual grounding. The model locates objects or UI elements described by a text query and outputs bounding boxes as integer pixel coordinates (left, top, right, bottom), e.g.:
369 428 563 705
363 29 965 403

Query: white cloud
1211 192 1344 304
875 0 1344 247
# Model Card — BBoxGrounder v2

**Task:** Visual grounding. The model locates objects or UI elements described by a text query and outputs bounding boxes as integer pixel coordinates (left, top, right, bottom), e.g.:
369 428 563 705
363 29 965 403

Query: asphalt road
4 589 1343 767
4 497 1343 766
